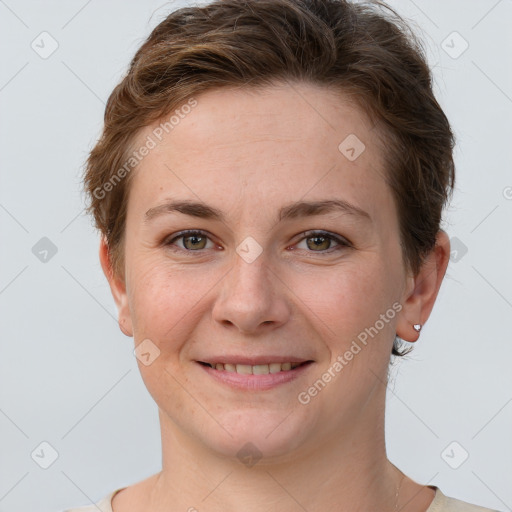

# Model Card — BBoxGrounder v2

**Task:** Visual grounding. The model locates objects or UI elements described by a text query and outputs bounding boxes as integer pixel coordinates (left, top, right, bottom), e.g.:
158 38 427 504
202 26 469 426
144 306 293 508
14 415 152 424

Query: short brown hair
83 0 455 357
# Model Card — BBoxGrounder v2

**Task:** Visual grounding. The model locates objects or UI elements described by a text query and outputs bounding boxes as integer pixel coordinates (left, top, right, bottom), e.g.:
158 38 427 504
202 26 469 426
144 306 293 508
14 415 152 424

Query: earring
413 324 422 332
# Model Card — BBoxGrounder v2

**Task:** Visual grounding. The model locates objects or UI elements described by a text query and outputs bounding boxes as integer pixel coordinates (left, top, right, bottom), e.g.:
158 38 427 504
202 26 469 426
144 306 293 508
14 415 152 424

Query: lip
196 355 312 366
196 360 314 391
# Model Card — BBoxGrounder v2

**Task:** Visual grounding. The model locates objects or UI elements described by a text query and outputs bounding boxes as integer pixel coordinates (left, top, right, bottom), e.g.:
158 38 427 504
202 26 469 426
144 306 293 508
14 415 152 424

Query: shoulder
428 487 502 512
63 473 158 512
62 487 125 512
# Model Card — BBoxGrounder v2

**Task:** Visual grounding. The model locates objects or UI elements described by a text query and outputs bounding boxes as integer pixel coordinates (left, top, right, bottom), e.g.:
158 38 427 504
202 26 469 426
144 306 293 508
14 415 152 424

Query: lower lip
197 362 313 391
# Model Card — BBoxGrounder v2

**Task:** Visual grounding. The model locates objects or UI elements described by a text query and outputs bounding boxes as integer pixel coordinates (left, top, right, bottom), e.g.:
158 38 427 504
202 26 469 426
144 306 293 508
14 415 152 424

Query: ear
99 237 133 337
396 230 450 342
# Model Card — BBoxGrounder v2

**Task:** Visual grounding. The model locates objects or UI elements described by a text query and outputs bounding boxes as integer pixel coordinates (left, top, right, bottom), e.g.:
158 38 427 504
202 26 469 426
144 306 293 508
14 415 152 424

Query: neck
148 385 403 512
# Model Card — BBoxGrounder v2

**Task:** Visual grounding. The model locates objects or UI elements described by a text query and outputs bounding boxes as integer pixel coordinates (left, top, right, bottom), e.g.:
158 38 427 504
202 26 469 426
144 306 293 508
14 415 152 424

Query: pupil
185 235 204 249
308 236 329 250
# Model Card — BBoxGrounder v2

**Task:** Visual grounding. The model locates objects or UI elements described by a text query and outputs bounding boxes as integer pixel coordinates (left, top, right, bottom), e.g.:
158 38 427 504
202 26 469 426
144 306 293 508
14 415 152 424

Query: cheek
126 258 219 345
288 259 394 339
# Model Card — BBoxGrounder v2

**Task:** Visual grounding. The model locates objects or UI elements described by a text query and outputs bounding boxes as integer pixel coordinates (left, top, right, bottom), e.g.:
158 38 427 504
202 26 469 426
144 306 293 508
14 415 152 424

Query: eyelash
164 229 351 255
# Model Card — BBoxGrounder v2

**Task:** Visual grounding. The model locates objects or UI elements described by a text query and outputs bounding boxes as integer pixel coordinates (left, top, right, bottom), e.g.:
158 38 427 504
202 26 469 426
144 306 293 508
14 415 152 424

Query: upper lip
196 356 314 365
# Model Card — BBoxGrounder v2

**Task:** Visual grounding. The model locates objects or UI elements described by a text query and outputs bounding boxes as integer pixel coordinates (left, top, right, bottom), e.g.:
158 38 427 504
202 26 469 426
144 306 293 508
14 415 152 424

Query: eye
163 229 350 254
294 230 351 253
165 230 216 251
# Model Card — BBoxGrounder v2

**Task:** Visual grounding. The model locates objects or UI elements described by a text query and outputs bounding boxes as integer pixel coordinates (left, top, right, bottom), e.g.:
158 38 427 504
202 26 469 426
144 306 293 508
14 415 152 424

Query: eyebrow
144 198 372 223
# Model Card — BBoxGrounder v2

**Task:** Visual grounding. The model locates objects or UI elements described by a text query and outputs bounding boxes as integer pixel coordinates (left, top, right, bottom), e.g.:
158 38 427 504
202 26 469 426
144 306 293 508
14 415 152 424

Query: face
105 82 427 461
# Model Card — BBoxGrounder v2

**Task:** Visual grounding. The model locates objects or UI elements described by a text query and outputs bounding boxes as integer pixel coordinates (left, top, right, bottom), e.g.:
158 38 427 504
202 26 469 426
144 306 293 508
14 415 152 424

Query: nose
211 249 291 334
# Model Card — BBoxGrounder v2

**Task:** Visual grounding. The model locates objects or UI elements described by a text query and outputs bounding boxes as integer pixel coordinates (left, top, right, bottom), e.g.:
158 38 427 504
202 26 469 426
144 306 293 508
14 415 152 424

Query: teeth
252 364 268 375
236 364 252 375
269 363 282 373
206 362 303 374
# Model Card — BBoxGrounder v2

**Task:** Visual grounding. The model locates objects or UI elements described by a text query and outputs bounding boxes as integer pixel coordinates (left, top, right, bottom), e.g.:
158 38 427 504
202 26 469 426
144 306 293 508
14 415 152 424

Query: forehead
128 82 394 224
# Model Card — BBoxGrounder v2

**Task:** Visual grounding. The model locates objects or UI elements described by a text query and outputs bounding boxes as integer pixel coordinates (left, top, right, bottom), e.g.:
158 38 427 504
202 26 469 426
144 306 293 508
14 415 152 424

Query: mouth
195 356 315 390
197 360 313 374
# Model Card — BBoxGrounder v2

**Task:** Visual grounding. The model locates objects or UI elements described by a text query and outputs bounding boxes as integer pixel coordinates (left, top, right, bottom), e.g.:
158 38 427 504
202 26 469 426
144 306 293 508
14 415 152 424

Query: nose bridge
227 229 273 293
212 246 289 332
226 248 274 306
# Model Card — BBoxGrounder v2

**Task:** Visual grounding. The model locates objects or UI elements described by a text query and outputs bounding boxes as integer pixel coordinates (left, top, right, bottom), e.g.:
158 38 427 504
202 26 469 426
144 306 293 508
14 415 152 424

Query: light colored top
63 485 501 512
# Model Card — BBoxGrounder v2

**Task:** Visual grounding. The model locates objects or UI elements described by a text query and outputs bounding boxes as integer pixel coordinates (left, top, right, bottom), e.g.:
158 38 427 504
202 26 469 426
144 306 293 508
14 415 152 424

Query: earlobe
99 237 134 337
396 230 450 342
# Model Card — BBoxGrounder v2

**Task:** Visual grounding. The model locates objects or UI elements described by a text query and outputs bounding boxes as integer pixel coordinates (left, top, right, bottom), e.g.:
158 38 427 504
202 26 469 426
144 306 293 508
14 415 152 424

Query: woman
65 0 501 510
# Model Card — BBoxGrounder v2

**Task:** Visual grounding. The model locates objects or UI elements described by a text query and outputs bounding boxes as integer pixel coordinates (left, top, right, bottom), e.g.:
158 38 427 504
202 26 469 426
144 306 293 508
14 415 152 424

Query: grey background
0 1 511 511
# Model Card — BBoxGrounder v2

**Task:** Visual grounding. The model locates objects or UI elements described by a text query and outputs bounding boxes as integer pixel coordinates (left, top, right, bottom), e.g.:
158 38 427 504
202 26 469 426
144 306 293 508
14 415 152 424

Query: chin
195 408 314 464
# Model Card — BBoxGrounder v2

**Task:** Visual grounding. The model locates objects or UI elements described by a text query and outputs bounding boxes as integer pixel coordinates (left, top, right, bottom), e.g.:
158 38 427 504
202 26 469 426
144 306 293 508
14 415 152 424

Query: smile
198 361 307 374
196 360 314 391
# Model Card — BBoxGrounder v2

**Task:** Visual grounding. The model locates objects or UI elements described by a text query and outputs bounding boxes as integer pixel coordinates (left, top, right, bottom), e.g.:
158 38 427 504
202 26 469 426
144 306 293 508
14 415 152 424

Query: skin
100 81 450 512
